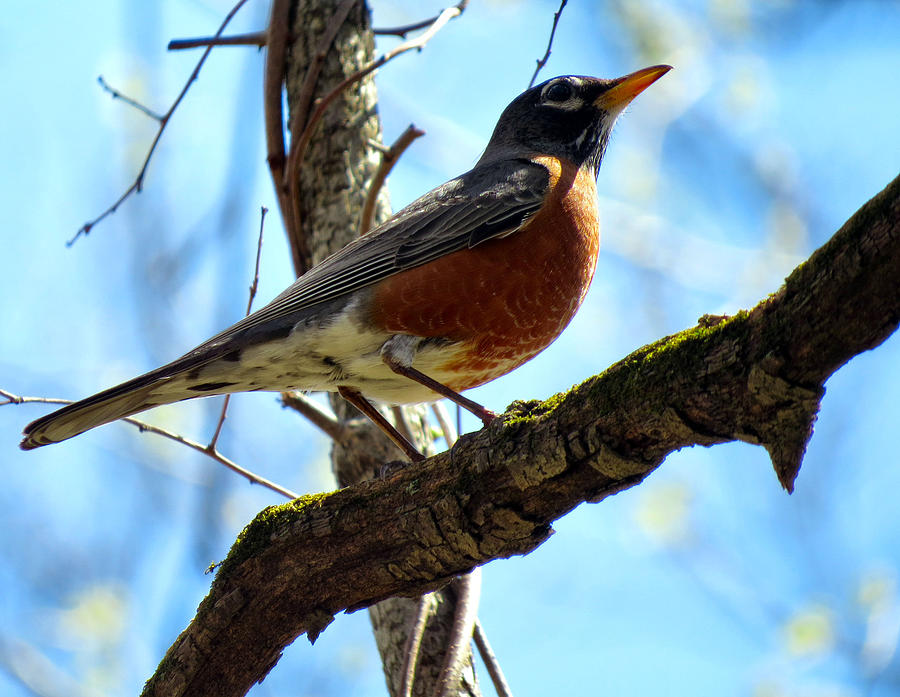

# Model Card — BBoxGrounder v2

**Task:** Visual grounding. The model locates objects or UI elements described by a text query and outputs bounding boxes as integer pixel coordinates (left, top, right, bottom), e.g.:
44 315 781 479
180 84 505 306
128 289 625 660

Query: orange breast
369 156 600 391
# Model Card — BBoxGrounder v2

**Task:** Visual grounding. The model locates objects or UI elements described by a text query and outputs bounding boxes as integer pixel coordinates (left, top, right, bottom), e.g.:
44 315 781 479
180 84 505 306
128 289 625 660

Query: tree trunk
282 3 478 696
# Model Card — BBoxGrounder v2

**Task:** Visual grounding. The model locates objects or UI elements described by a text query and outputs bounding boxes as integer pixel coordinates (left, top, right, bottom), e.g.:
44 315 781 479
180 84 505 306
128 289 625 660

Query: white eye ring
540 78 584 110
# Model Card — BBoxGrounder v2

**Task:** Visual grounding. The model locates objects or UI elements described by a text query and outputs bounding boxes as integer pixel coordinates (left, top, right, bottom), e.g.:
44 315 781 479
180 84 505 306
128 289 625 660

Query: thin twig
473 620 514 697
399 593 436 697
280 392 345 441
131 419 298 499
168 30 267 51
390 406 417 445
1 390 68 407
97 76 164 121
366 138 391 154
285 1 466 244
208 400 234 453
2 390 298 499
245 207 268 314
528 0 568 88
359 124 425 235
431 402 458 447
208 207 268 450
373 1 469 37
69 0 252 246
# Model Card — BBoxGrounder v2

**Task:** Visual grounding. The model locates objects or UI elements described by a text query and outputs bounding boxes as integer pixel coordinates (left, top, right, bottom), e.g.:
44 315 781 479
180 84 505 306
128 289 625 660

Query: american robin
21 65 671 459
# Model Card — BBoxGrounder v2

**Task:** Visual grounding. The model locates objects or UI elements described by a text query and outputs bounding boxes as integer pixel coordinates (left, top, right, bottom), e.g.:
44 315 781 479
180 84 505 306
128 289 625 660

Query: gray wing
191 157 551 352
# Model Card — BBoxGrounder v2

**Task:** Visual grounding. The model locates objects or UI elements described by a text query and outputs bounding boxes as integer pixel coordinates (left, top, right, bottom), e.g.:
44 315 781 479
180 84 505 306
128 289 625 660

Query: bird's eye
544 81 574 103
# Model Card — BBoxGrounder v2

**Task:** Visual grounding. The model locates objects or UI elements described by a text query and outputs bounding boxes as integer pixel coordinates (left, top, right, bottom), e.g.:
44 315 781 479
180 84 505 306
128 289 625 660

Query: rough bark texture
140 171 900 696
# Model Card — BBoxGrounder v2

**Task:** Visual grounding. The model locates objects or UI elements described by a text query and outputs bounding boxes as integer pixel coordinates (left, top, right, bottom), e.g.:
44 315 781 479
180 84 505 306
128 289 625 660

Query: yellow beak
595 64 672 112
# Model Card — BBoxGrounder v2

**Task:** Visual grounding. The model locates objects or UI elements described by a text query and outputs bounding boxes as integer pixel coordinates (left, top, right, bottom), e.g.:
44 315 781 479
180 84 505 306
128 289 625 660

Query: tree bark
140 162 900 695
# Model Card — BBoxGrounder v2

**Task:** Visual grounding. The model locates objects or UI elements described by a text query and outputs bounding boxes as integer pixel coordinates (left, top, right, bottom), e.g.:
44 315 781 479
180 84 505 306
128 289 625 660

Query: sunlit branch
528 0 568 88
208 207 269 451
359 124 426 235
1 389 298 500
97 75 164 121
168 30 267 51
373 1 469 38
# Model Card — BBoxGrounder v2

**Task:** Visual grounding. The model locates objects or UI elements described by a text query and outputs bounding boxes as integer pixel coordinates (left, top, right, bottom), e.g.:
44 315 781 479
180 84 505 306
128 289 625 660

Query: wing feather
193 158 550 352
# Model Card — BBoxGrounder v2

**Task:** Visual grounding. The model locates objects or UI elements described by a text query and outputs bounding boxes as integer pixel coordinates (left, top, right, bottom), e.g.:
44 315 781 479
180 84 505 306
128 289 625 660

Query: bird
21 65 672 459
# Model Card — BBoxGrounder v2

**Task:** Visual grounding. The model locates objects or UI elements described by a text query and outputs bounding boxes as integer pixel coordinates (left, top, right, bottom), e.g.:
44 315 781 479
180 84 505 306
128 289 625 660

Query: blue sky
2 1 899 696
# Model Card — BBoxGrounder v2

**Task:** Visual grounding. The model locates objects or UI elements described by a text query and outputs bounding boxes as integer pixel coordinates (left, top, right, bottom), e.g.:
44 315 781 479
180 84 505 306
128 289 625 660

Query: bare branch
399 593 436 697
374 1 470 38
473 621 514 697
69 0 253 246
245 207 268 315
435 570 482 697
152 423 294 498
168 31 267 51
208 396 233 453
262 0 294 243
3 391 298 500
280 392 345 442
97 75 164 121
0 390 69 408
431 402 458 446
359 124 426 235
133 419 298 499
528 0 568 88
209 207 269 450
0 633 88 697
389 405 417 445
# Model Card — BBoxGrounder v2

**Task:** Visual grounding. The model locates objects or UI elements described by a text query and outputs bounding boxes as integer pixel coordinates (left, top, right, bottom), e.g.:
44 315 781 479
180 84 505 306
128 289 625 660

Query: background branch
167 31 267 51
359 124 426 235
0 390 298 500
528 0 568 88
374 2 469 38
69 0 252 245
97 76 164 121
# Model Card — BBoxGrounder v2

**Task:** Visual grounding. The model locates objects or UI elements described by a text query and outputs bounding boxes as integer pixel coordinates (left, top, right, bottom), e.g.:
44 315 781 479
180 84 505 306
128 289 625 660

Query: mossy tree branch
141 170 899 697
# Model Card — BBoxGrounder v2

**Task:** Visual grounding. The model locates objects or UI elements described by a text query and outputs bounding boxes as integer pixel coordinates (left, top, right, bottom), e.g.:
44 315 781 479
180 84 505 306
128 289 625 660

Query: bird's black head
479 65 671 176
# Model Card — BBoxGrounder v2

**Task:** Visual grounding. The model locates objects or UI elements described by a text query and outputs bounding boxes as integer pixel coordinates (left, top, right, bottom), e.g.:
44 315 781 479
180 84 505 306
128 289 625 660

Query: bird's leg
381 352 496 427
337 386 425 462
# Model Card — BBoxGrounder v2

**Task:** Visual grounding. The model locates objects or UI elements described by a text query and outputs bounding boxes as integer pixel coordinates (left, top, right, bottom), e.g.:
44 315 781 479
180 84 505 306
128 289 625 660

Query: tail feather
20 356 215 450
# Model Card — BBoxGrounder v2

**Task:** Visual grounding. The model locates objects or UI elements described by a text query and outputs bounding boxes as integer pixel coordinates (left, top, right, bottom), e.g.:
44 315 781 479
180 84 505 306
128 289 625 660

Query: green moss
579 310 753 410
212 492 331 585
661 310 748 357
496 313 756 430
500 399 546 428
506 391 570 423
541 391 568 411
